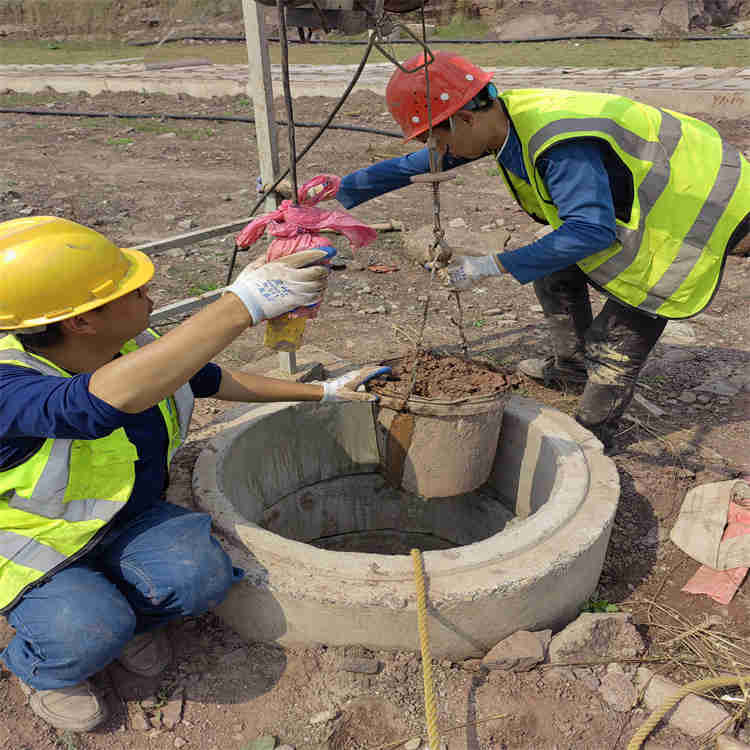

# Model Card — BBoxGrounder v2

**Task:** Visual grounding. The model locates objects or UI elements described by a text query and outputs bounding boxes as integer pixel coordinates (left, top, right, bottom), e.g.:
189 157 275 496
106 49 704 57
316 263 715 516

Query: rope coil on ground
411 548 441 750
627 674 750 750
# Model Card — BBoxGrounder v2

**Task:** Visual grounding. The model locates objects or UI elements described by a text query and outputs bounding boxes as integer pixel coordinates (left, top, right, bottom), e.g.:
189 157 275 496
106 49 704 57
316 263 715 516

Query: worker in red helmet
334 50 750 450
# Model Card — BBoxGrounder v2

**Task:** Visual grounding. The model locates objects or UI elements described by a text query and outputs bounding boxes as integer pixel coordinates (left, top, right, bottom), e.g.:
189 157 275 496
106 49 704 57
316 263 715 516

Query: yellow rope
411 548 441 750
627 674 750 749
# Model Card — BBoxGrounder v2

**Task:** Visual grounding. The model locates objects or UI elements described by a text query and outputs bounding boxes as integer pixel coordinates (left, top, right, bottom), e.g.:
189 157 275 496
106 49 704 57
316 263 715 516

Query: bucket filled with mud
369 350 516 499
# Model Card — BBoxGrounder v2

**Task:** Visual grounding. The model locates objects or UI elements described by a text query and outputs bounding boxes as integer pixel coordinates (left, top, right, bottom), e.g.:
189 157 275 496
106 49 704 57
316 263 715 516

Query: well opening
260 474 516 554
194 395 620 657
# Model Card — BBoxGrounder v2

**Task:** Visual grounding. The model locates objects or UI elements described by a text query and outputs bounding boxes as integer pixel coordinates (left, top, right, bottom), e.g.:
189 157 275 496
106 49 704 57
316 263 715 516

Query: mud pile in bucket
369 351 519 499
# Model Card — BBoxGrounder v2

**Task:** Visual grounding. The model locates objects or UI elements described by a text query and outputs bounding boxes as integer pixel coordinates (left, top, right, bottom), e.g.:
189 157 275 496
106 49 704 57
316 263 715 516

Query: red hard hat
386 51 494 142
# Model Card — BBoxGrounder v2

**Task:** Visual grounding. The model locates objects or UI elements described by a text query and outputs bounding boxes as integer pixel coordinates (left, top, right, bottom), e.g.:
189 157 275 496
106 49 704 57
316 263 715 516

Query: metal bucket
373 358 507 499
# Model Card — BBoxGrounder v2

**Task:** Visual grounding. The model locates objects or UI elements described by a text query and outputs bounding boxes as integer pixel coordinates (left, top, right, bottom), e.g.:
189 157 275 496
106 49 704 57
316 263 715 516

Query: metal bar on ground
132 218 255 255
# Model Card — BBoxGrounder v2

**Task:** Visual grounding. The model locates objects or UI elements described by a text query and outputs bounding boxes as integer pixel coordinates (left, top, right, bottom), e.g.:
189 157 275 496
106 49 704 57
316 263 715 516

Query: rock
482 630 548 672
161 687 184 730
599 671 636 712
661 321 696 344
404 739 421 750
572 667 600 692
459 658 485 672
131 708 151 731
696 393 713 404
174 739 188 749
635 668 730 737
694 378 740 397
339 658 380 674
483 308 508 316
548 613 646 663
448 218 468 228
402 224 510 266
244 737 277 750
277 746 296 750
309 709 338 725
679 391 697 404
716 736 750 750
530 305 543 313
157 131 177 138
177 218 197 230
329 300 344 308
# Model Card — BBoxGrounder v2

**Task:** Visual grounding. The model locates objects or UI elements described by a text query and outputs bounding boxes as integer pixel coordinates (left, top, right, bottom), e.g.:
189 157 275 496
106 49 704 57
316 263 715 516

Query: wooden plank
243 0 279 213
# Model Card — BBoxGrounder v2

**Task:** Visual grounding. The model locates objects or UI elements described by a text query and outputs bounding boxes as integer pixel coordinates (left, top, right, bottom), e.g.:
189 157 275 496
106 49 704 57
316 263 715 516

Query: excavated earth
370 351 517 400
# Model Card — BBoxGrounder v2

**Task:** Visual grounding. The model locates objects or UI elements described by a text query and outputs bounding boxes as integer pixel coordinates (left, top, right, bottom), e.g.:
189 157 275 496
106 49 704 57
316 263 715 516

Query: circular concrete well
193 395 619 659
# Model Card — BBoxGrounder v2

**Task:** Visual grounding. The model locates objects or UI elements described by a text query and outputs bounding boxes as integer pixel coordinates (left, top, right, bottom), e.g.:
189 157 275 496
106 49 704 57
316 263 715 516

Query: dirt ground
1 83 750 750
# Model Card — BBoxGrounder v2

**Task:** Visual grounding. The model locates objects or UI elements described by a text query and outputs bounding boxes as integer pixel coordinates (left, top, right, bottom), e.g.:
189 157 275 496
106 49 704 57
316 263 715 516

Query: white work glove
437 253 503 290
320 366 392 403
227 249 331 325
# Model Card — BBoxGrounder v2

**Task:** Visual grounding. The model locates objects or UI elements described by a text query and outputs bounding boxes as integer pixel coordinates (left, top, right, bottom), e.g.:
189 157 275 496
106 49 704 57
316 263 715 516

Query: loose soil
370 351 517 401
1 77 750 750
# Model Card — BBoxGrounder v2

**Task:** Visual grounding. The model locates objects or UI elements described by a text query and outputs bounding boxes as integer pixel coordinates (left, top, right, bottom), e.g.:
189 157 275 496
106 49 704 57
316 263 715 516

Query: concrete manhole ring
193 395 620 658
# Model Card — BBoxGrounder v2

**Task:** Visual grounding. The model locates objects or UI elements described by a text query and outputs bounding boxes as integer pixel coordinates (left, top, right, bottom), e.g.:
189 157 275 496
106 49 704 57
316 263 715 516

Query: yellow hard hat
0 216 154 330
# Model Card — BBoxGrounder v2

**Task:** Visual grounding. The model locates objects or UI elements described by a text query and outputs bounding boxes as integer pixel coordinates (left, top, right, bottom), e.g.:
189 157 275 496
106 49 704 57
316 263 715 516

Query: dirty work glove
227 249 331 325
437 253 504 290
321 366 392 403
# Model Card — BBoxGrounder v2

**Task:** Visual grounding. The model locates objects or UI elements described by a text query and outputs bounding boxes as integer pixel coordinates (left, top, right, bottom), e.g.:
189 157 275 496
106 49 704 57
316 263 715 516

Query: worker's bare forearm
89 293 251 413
216 368 324 403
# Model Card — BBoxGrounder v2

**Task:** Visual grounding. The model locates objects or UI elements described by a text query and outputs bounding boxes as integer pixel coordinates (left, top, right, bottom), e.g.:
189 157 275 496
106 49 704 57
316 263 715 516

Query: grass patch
1 38 749 68
188 282 219 295
106 136 134 146
433 13 490 40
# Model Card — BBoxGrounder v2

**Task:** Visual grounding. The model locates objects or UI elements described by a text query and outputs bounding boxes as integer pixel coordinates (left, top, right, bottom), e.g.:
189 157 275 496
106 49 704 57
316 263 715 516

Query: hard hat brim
4 247 155 330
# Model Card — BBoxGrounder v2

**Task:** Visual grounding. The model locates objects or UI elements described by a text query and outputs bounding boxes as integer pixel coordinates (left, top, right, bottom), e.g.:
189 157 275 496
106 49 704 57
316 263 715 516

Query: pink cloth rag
681 499 750 605
235 175 376 319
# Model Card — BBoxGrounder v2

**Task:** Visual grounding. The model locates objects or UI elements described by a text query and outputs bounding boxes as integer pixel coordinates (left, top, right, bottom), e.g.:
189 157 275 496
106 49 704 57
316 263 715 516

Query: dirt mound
370 350 517 400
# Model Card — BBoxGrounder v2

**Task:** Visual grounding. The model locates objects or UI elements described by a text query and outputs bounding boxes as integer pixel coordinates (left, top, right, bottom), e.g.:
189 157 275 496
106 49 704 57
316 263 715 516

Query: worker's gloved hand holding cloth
320 366 392 403
437 253 505 290
227 249 330 325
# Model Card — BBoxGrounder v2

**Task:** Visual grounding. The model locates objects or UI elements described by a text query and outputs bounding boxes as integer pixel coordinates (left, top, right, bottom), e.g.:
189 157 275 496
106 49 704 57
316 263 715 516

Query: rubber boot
577 299 667 451
519 266 593 386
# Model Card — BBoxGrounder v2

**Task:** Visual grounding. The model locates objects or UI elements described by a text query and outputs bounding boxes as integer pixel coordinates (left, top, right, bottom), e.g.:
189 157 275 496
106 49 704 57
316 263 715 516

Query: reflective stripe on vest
500 90 750 318
0 333 194 611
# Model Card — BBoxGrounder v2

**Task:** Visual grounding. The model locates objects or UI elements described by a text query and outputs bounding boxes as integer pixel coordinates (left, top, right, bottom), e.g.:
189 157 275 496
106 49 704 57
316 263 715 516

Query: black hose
0 107 402 138
127 32 750 46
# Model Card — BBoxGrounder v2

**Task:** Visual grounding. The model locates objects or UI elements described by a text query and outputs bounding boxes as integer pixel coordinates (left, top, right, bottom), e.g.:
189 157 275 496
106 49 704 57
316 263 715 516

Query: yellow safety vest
497 89 750 318
0 330 194 613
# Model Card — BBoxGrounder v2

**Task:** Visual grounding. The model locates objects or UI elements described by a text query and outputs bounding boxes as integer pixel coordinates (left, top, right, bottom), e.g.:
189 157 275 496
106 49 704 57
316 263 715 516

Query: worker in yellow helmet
335 50 750 450
0 216 387 731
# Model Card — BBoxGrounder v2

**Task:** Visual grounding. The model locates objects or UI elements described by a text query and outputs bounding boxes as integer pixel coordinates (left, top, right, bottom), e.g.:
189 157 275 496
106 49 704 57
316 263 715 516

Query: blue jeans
1 502 243 690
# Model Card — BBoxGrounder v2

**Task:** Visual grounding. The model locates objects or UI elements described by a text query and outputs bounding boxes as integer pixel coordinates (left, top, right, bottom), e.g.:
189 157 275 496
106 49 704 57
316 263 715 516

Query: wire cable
127 32 750 45
0 107 402 138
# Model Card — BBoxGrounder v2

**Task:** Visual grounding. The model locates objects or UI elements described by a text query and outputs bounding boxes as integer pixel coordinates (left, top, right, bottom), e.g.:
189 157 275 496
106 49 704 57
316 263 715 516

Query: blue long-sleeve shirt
337 125 618 284
0 361 222 523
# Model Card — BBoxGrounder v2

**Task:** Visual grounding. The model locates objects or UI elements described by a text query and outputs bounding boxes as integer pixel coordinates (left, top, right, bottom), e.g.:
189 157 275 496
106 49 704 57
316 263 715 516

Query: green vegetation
2 37 749 69
188 282 219 296
583 598 619 613
106 136 134 146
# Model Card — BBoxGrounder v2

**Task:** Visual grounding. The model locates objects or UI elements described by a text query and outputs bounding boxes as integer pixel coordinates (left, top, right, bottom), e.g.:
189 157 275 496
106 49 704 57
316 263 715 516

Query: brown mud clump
370 350 518 401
